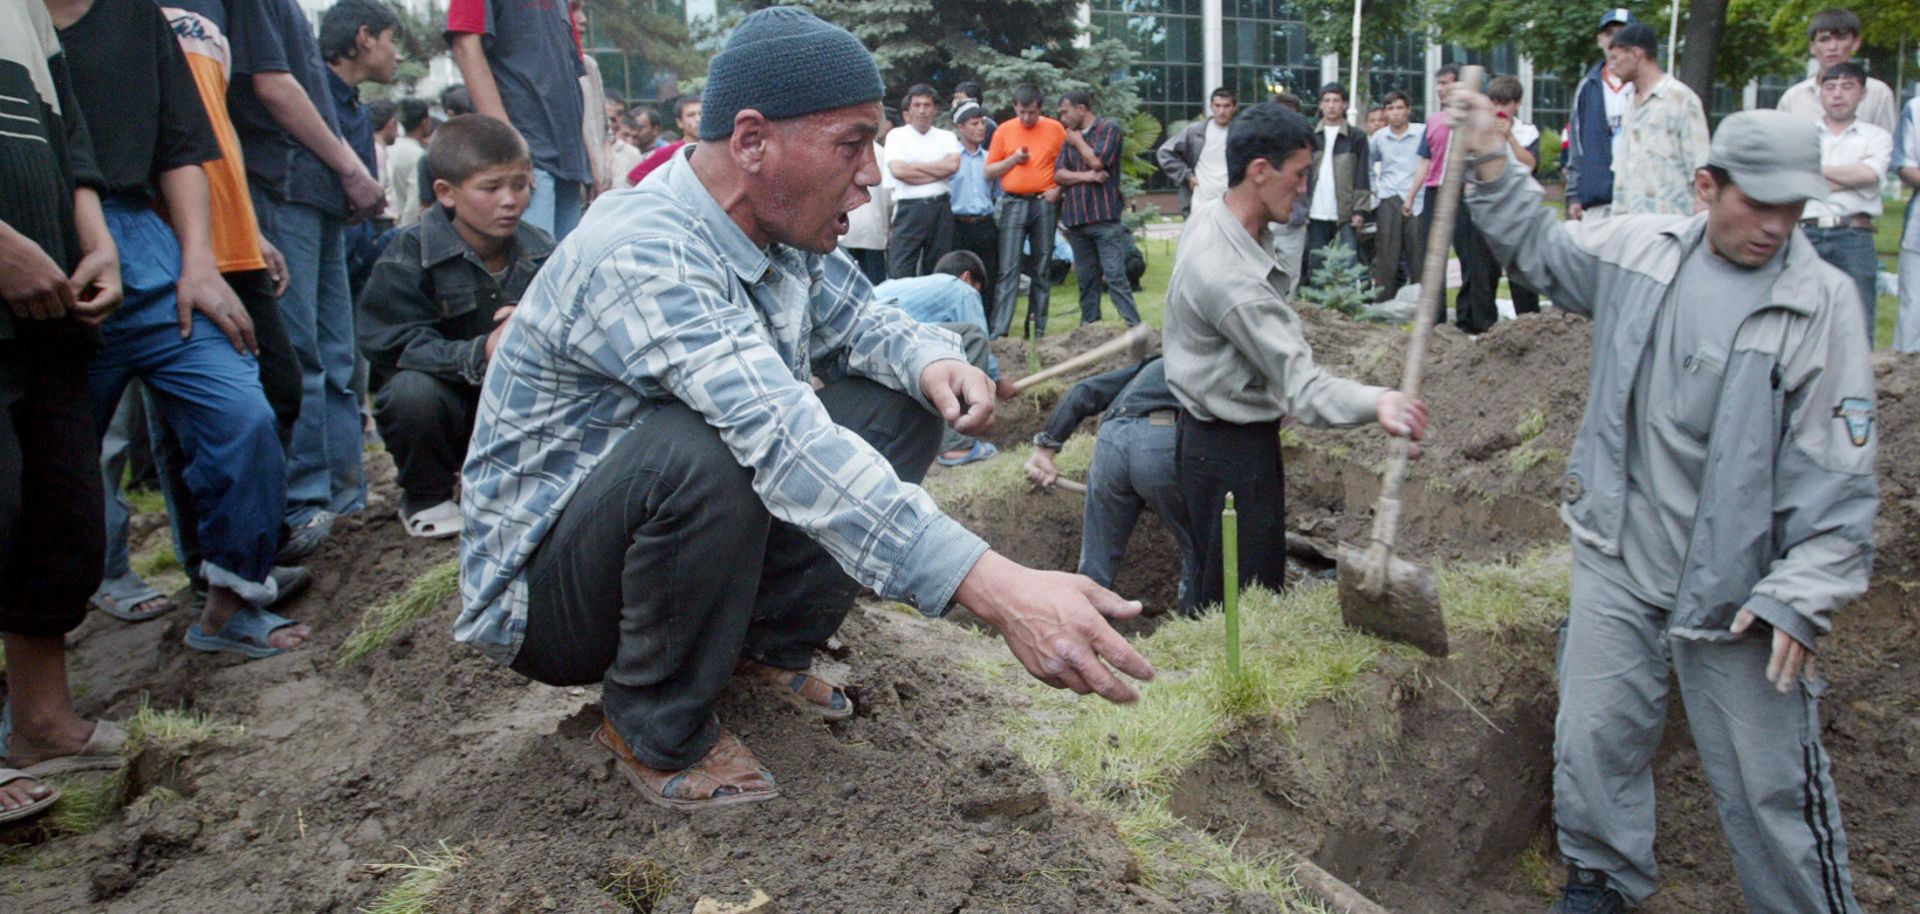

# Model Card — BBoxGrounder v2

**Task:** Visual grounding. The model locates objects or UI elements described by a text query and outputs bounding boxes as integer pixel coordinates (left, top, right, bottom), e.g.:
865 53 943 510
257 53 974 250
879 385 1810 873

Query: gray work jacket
1467 165 1878 649
1155 119 1210 215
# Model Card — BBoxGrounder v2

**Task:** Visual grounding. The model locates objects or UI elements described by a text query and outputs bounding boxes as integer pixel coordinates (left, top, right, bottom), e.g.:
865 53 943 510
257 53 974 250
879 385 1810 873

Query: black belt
1005 191 1045 200
954 214 994 224
897 194 950 205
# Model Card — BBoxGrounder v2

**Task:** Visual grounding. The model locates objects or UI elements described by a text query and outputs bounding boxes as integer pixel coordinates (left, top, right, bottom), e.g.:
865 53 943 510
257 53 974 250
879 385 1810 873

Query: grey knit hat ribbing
699 7 885 140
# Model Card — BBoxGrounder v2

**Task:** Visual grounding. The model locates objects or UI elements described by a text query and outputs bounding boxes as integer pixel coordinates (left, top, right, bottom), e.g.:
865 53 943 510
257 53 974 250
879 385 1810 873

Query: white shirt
884 124 963 200
1195 120 1230 204
842 142 891 250
385 135 424 228
1803 117 1893 220
609 140 644 189
1601 69 1632 137
1507 121 1541 167
1777 75 1897 134
1310 124 1341 220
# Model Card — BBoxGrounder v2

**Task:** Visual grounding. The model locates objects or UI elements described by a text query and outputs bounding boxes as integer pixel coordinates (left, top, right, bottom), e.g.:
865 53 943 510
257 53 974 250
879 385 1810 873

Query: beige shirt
1776 75 1897 134
1164 199 1386 425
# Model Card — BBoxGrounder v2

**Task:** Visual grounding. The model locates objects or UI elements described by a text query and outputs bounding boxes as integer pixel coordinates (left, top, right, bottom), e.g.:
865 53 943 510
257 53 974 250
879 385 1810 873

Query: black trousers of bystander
510 378 942 771
1174 413 1287 617
0 334 106 637
372 370 481 515
950 215 999 309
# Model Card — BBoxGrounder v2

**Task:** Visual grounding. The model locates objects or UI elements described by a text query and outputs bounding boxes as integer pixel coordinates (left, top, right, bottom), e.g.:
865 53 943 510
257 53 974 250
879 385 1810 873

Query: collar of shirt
1197 196 1280 281
664 145 774 284
417 203 555 273
326 67 360 112
950 145 996 216
1819 117 1861 139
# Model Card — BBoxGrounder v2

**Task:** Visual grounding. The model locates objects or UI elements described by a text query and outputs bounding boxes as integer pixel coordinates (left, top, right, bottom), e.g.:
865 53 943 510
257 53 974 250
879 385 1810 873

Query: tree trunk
1677 0 1728 103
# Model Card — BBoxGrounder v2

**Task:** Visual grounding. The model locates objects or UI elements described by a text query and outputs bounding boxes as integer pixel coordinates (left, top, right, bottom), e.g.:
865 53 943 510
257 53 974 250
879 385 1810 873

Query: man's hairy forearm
157 165 217 270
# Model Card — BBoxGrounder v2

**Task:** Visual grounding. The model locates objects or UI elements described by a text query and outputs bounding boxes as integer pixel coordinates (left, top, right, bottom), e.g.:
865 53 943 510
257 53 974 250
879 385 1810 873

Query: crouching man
458 7 1153 810
358 115 554 538
1456 98 1877 914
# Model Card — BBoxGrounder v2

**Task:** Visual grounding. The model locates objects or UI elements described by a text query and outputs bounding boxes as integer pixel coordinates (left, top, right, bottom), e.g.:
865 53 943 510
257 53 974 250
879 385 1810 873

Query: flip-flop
594 721 779 811
935 440 999 468
184 606 304 659
18 720 126 778
89 573 176 622
736 659 854 720
398 501 462 539
0 768 60 824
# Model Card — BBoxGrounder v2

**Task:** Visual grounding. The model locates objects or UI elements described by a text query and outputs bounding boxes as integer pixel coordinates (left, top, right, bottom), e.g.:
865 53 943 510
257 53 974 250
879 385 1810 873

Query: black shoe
1547 867 1627 914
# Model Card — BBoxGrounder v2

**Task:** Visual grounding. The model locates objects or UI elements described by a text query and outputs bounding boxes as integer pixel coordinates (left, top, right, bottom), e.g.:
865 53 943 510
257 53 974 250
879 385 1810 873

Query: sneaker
276 511 336 564
1547 867 1627 914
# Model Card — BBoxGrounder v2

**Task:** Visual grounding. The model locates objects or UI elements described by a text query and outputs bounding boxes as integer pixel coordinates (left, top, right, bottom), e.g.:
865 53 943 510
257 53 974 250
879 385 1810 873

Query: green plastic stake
1222 492 1241 675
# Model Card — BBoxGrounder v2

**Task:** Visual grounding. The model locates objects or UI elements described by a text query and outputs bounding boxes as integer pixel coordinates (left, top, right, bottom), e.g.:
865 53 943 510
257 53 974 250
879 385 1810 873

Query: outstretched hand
921 358 997 436
1376 391 1430 457
1731 609 1814 694
957 551 1155 703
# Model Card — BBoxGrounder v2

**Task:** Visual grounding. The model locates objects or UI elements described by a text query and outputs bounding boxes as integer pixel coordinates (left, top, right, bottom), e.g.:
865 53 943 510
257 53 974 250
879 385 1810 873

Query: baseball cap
1706 110 1829 205
1611 22 1659 55
1597 8 1633 30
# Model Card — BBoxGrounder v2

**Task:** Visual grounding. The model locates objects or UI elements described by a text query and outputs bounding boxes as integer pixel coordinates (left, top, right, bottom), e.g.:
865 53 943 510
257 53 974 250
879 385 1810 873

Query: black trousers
951 214 999 309
0 334 105 637
887 196 953 279
1452 207 1540 334
849 247 888 288
1372 197 1423 302
510 378 941 769
372 370 481 514
1174 414 1287 616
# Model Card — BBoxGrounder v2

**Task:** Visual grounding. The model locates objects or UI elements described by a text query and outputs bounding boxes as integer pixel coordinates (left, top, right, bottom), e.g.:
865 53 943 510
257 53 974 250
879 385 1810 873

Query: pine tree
1297 239 1374 319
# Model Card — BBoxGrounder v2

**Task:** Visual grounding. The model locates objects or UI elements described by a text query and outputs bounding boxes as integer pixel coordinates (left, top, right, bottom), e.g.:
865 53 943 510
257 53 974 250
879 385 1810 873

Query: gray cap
1705 110 1829 205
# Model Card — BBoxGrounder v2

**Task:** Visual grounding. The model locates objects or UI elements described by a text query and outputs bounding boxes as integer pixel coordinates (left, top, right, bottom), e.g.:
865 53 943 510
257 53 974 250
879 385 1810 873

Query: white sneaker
398 500 462 539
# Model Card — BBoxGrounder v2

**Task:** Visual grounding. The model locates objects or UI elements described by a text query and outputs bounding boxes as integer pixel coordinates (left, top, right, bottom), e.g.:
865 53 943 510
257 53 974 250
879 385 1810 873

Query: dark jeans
0 335 105 638
510 378 941 770
1803 225 1879 339
1175 414 1287 616
951 214 999 310
227 268 302 446
1372 196 1423 302
994 195 1057 338
888 196 953 279
1065 220 1141 326
372 370 481 514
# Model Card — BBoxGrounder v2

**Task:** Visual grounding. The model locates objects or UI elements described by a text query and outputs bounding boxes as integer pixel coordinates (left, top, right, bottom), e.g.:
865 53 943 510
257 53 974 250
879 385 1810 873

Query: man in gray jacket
1156 87 1237 214
1459 98 1876 914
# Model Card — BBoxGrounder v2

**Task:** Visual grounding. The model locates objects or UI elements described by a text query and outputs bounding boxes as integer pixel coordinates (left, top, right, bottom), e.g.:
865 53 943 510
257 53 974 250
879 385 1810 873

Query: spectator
987 83 1067 336
840 135 891 286
951 80 996 142
416 86 476 212
1157 86 1237 213
886 84 963 279
1775 8 1896 133
54 0 302 659
626 94 703 187
358 115 553 539
1895 93 1920 352
229 0 377 560
948 103 1000 310
447 0 591 240
630 107 665 150
1608 22 1709 215
608 114 644 189
1406 64 1460 323
1369 90 1424 301
387 98 432 229
1364 105 1386 135
321 0 402 290
1025 357 1195 610
1056 89 1139 327
873 250 1009 466
0 0 125 825
1802 62 1891 336
604 94 627 138
459 8 1151 808
1303 83 1370 289
1565 8 1635 221
569 0 611 201
1449 74 1542 333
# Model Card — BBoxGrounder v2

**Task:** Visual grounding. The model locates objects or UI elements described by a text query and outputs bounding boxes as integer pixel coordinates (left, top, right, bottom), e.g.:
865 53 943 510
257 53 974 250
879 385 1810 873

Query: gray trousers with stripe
1556 544 1859 913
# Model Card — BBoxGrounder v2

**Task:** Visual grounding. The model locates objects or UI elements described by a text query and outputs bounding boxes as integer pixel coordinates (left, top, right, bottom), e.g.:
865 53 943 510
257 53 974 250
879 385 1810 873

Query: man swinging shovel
1161 102 1429 618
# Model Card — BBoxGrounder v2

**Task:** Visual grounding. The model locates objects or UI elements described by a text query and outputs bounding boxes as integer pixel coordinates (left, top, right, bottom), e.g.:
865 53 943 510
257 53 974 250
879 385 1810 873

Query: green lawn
1029 196 1908 347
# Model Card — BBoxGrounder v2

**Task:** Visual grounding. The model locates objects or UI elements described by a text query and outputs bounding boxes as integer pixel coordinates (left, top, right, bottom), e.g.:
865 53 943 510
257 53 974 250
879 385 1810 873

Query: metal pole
1348 0 1364 126
1223 492 1241 674
1666 0 1680 74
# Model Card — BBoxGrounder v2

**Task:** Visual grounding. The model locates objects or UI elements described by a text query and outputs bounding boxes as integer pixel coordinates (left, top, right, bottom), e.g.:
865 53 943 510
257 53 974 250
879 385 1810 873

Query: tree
591 0 710 87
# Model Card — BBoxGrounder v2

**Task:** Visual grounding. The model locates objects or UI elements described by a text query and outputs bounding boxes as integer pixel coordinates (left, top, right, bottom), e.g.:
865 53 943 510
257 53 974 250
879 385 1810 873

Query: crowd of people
0 3 1912 914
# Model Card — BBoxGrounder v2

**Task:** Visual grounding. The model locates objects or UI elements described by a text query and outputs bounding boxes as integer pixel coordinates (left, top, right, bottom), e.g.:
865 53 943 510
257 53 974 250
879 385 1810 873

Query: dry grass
337 559 460 668
604 855 674 913
361 842 467 914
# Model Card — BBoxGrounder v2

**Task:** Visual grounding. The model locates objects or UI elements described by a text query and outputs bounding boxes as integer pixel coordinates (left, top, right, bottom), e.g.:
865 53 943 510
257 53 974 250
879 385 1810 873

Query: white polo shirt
884 124 963 201
1803 117 1893 220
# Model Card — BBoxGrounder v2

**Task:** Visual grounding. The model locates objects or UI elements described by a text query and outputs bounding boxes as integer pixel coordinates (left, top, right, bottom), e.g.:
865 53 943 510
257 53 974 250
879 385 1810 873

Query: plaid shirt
457 149 987 664
1059 116 1124 227
1613 75 1710 216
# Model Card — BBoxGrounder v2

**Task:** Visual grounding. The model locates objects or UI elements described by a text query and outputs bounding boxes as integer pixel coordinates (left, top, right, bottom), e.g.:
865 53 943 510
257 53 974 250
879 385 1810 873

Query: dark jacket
357 204 555 391
1035 357 1180 449
1565 59 1617 209
1306 122 1370 224
1155 119 1211 214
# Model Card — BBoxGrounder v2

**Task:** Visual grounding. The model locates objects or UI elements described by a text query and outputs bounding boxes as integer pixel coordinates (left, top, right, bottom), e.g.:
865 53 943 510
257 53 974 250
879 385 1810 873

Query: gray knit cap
699 7 885 140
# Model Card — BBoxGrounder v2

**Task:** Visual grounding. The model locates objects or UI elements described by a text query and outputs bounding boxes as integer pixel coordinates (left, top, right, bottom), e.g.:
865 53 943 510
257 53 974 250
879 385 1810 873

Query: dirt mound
987 323 1131 453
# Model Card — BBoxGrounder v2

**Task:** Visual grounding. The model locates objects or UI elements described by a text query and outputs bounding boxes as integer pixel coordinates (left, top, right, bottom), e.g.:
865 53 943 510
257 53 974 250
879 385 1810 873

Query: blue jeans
1064 220 1140 326
994 195 1057 338
1802 225 1879 340
1080 414 1197 608
527 168 583 241
90 201 284 598
251 189 365 526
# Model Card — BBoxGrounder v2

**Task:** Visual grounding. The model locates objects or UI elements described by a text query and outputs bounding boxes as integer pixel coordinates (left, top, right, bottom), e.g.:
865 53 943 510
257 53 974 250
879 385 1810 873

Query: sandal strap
738 659 847 712
599 722 773 801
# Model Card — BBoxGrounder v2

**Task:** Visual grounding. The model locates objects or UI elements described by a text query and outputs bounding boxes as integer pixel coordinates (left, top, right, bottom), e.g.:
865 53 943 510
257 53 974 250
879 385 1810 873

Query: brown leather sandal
735 658 855 720
594 720 779 811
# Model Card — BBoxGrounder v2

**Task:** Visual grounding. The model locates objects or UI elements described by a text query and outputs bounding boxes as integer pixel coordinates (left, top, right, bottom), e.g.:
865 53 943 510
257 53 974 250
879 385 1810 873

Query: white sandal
398 500 463 539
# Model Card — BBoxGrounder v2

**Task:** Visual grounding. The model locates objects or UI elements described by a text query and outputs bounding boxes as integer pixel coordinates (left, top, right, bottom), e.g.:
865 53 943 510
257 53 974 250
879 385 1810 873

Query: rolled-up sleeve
809 250 968 407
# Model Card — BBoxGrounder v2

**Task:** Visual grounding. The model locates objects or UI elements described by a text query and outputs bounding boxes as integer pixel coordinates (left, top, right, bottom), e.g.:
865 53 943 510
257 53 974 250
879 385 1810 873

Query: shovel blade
1335 545 1448 657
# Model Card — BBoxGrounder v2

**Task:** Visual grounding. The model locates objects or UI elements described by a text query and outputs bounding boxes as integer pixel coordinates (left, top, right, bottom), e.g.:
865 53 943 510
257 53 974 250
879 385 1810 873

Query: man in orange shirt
987 83 1067 337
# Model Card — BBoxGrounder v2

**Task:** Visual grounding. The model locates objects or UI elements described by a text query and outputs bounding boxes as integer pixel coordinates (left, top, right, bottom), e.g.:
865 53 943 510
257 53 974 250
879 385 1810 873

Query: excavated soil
6 305 1919 913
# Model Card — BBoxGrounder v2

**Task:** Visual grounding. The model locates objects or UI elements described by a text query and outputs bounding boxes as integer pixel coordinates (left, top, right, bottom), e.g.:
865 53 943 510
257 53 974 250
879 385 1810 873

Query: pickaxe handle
1008 324 1154 394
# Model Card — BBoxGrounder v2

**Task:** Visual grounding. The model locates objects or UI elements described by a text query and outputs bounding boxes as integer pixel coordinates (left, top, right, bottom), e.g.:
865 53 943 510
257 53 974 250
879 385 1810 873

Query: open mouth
835 212 850 234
